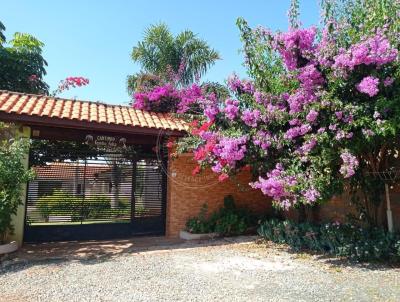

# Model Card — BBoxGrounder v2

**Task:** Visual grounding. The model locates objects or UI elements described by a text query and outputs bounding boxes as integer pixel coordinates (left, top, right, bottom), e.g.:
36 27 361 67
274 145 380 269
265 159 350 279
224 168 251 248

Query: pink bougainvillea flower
28 74 38 82
356 76 379 97
192 165 201 176
218 173 229 182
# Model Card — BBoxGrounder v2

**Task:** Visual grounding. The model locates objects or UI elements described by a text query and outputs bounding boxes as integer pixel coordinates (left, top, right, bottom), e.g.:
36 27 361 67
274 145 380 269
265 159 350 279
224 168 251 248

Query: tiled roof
33 163 111 180
0 90 187 133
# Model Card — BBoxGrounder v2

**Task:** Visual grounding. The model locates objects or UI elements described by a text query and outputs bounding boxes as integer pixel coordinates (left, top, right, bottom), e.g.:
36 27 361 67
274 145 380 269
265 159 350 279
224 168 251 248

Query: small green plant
185 204 214 234
211 195 255 236
185 196 258 236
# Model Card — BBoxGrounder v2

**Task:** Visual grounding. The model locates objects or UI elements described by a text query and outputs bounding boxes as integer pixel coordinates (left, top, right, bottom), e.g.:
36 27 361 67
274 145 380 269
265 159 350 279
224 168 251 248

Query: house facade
0 90 398 245
0 90 270 245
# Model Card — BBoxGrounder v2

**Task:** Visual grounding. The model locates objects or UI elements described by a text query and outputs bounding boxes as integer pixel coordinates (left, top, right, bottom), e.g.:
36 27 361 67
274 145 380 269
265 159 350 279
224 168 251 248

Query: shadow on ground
0 236 255 273
2 236 399 274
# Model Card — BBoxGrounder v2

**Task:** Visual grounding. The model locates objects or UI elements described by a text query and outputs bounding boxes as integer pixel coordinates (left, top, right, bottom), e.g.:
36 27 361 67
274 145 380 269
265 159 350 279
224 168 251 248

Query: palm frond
128 23 220 90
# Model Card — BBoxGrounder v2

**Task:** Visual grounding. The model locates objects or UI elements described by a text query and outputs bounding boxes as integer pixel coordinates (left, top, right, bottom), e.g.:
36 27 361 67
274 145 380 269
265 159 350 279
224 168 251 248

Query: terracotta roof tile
0 90 187 133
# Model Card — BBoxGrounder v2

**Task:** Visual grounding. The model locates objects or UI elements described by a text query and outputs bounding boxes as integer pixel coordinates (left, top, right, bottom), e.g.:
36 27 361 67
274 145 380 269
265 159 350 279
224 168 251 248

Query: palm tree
128 23 220 91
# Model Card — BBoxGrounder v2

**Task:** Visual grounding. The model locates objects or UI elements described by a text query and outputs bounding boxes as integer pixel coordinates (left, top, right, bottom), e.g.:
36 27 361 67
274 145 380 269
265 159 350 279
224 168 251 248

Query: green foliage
36 190 130 222
236 17 288 92
258 219 400 262
37 190 79 221
0 21 5 44
128 23 220 91
201 82 230 101
30 139 100 166
0 123 33 243
185 204 214 234
185 196 257 236
321 0 400 47
126 72 163 96
211 195 255 236
0 21 48 94
396 240 400 257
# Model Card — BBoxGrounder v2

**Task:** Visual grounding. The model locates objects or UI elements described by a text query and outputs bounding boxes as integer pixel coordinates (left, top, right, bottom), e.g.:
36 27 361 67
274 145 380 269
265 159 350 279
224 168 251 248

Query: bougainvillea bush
132 0 400 224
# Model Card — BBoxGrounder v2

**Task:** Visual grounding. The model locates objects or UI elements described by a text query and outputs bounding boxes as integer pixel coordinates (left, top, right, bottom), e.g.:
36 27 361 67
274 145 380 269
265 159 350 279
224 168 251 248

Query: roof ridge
0 90 187 133
0 90 132 109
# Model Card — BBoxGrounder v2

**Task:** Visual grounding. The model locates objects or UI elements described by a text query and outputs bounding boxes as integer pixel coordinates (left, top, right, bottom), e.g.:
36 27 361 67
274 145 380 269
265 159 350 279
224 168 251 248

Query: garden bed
258 219 400 262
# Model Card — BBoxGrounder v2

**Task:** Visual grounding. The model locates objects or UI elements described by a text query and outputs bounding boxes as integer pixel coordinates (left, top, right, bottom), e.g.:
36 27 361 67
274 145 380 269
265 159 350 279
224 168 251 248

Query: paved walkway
1 236 399 301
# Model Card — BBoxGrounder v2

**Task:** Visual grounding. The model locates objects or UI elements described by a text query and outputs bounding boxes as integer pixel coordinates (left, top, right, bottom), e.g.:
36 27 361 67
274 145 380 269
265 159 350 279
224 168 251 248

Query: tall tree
0 21 49 94
127 23 220 93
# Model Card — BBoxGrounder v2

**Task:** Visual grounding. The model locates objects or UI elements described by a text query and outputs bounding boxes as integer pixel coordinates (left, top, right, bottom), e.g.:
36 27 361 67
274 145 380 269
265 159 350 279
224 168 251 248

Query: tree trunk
297 204 306 223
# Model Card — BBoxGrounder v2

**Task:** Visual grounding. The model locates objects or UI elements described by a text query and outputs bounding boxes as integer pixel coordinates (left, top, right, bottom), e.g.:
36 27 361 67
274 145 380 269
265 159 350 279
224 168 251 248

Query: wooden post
385 183 394 232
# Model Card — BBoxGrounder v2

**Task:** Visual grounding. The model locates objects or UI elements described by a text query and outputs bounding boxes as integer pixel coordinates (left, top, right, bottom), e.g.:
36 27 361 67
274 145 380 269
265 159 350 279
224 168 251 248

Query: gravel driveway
1 236 399 302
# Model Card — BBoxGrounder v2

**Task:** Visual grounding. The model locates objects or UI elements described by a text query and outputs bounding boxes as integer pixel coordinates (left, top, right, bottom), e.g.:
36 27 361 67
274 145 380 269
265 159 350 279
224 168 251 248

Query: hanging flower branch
51 76 90 96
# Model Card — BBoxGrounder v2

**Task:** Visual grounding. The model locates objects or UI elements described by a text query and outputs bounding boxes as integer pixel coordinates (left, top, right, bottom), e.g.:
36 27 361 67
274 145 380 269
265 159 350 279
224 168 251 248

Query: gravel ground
0 236 399 302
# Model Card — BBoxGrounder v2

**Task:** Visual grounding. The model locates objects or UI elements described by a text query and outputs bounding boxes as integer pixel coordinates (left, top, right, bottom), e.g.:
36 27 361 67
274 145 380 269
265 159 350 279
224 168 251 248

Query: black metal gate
24 143 167 242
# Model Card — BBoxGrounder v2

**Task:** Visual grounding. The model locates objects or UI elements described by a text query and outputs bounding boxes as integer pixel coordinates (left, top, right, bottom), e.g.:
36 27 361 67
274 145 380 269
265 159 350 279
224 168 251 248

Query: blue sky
2 0 320 105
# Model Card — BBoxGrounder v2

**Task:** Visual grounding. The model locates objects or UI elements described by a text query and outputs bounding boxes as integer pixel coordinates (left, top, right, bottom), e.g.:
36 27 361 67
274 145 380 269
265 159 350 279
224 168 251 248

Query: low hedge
258 219 400 262
37 189 129 222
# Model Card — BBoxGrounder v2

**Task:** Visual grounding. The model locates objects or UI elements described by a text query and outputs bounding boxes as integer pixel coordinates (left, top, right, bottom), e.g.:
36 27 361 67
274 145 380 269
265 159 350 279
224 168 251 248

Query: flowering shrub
258 219 400 262
132 1 400 222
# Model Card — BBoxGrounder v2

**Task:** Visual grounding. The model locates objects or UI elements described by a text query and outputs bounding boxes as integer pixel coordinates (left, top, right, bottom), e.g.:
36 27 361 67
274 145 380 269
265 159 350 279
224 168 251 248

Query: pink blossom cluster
51 76 89 96
241 109 261 127
287 89 317 114
297 138 317 155
333 34 398 71
176 84 203 113
253 130 273 150
284 124 311 140
133 83 206 113
298 64 324 87
356 76 380 97
339 151 359 178
275 27 317 70
212 135 248 169
224 99 240 120
250 164 298 210
227 73 255 94
306 109 319 123
133 84 178 111
302 187 320 204
56 77 89 93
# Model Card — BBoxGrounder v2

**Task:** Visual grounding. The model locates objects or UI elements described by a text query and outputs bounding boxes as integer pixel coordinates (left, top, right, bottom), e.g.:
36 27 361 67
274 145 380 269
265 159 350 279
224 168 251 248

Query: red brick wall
165 154 271 237
283 190 400 231
165 154 400 236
